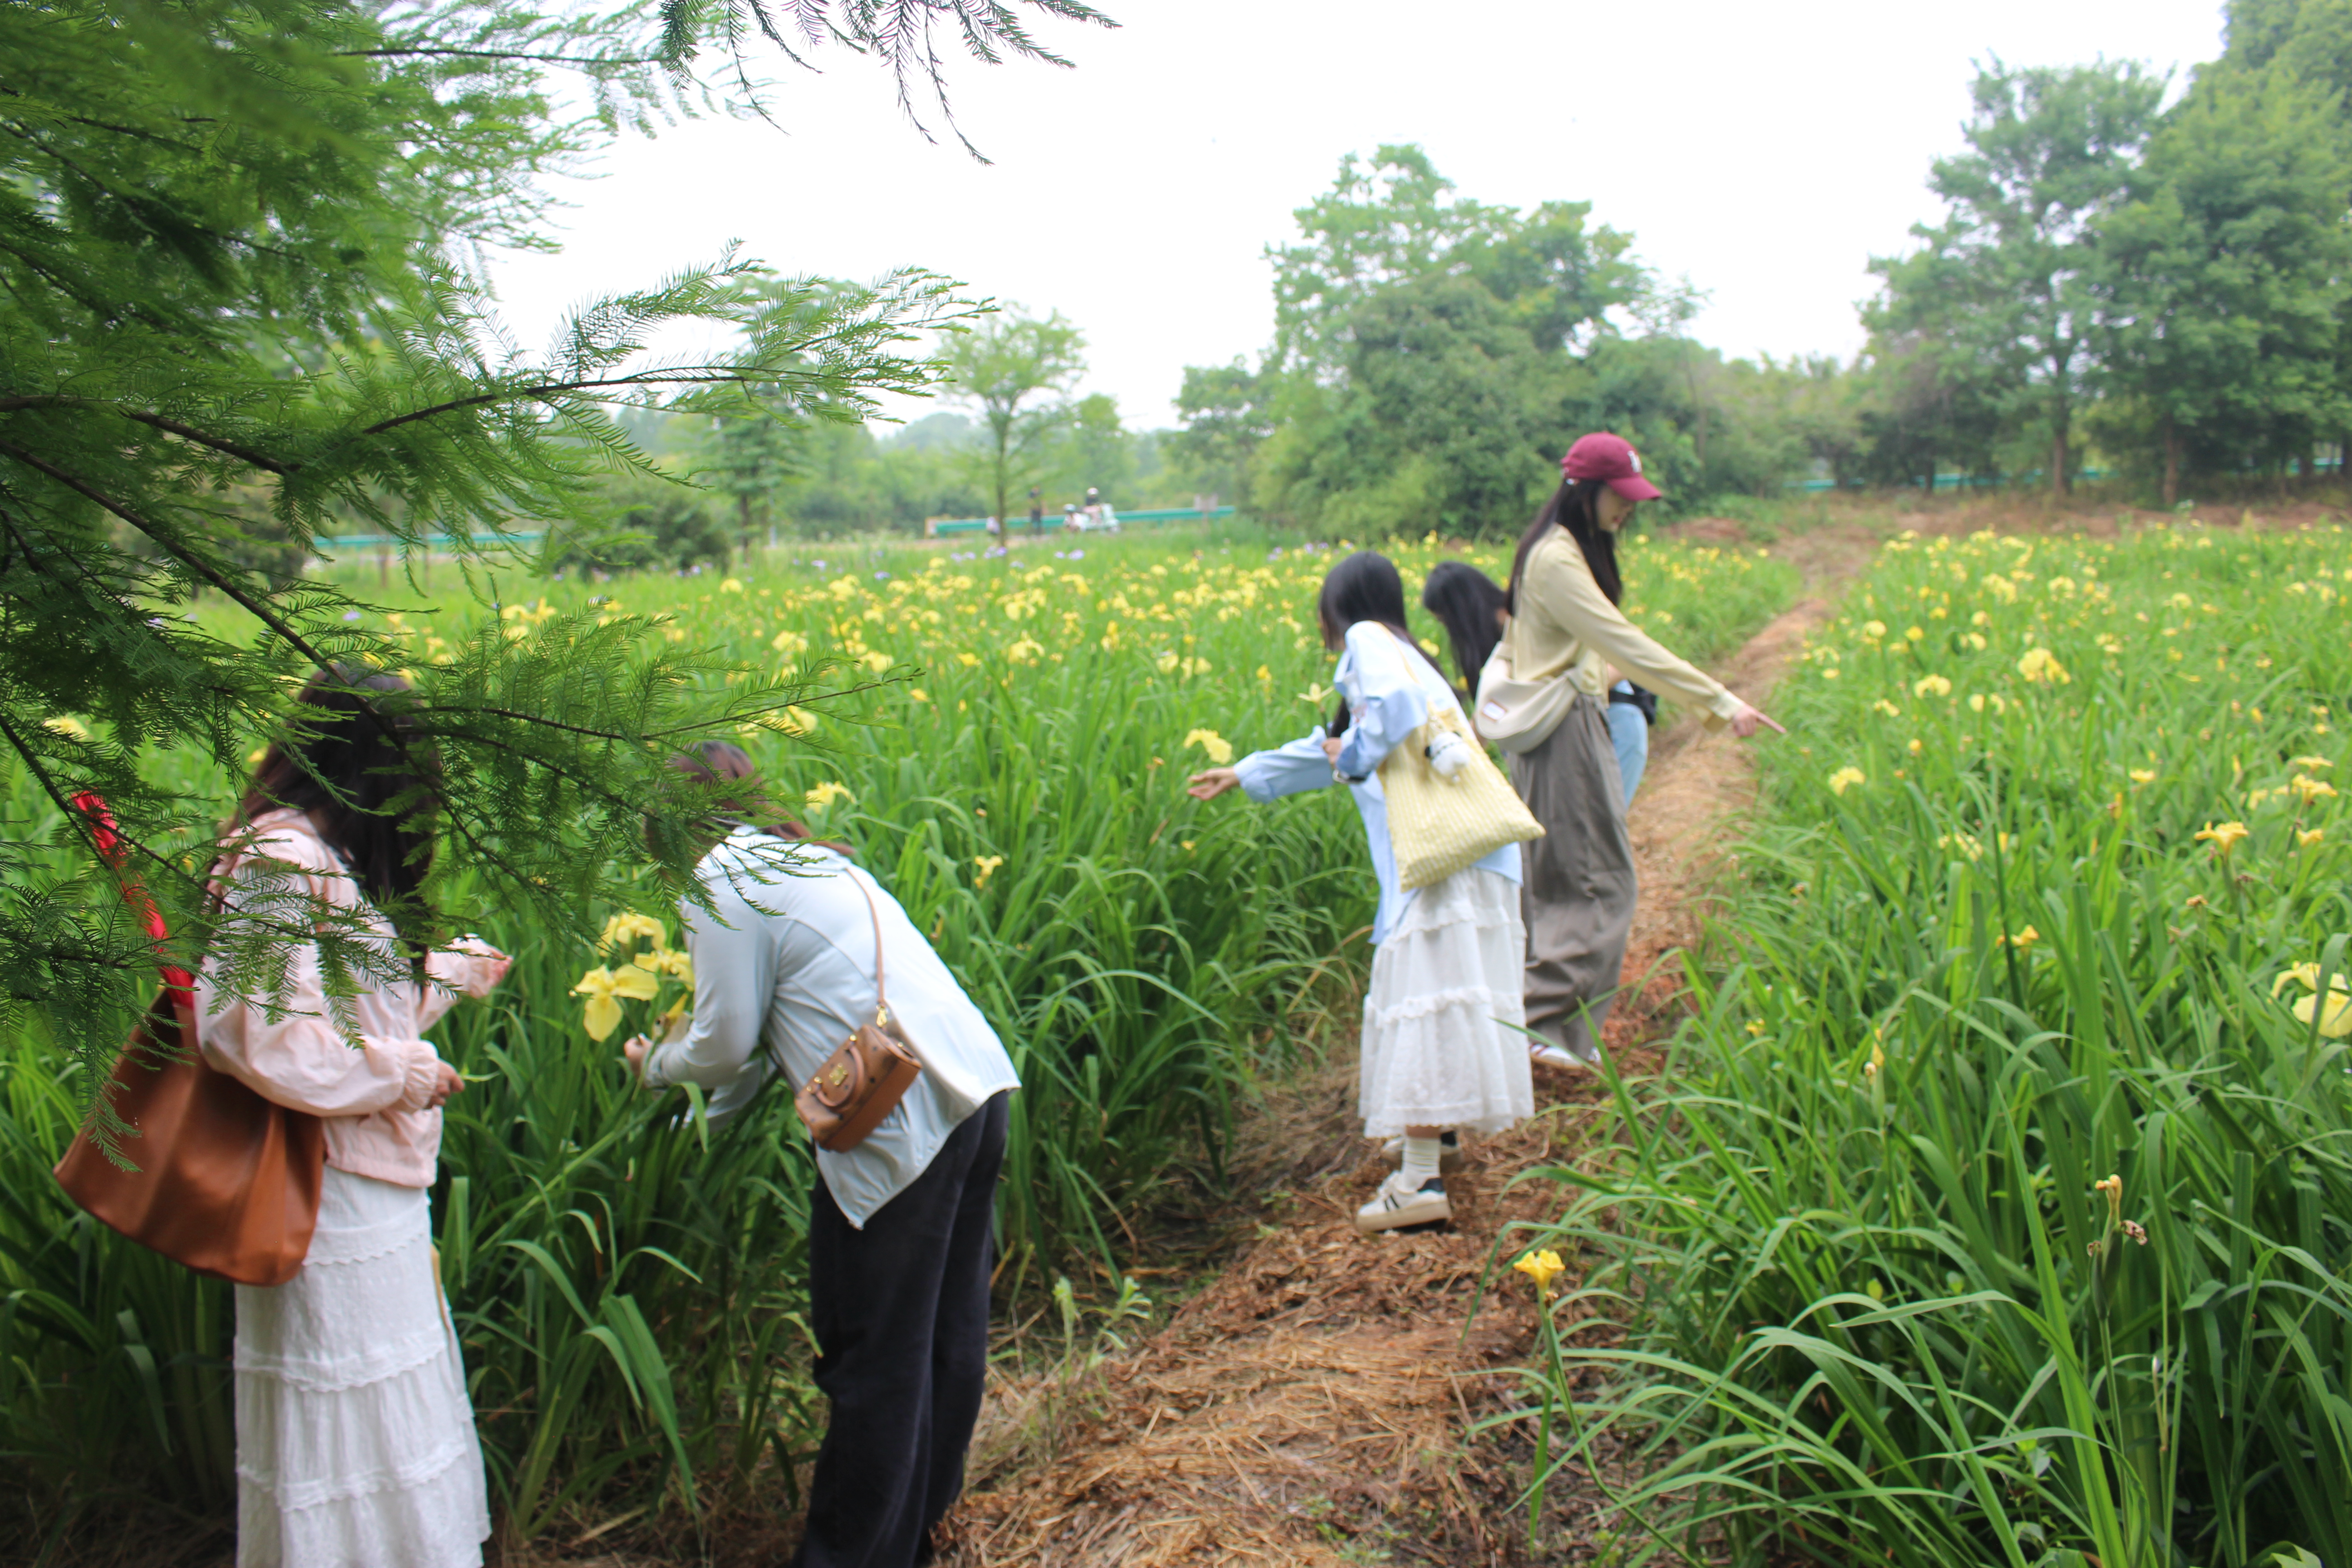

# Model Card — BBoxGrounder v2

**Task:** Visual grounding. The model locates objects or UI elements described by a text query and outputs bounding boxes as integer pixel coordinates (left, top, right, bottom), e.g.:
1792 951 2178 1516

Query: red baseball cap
1562 432 1663 500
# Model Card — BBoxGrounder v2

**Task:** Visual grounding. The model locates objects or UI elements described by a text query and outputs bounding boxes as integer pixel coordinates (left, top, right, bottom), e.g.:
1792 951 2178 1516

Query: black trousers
793 1092 1009 1568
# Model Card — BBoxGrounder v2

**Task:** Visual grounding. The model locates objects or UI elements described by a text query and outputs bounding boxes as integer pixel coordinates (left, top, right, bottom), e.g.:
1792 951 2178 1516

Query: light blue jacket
1232 621 1520 946
643 831 1020 1228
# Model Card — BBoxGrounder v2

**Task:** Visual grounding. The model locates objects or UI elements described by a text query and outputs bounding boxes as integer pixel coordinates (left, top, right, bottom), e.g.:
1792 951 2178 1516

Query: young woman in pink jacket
196 669 510 1568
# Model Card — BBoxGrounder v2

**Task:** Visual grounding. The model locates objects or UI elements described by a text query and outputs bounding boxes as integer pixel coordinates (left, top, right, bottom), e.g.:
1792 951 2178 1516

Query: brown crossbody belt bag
792 869 922 1152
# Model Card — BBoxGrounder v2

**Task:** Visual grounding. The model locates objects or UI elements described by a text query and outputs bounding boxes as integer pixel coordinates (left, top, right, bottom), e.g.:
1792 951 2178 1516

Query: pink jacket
193 809 510 1188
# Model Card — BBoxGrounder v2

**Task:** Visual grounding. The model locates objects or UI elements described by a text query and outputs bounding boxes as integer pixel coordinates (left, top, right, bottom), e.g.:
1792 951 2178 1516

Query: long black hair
1421 560 1509 690
1315 550 1445 735
1506 477 1622 612
235 666 439 918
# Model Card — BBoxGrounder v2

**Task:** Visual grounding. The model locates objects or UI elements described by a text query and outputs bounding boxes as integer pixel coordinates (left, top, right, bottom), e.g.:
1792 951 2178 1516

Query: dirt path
936 529 1879 1568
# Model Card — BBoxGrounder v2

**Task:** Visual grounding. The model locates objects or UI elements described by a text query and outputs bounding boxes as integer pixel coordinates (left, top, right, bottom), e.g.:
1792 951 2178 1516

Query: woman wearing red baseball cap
1493 432 1781 1066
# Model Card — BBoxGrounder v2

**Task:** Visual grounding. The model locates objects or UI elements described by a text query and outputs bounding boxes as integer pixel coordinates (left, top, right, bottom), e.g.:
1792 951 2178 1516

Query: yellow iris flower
1513 1249 1566 1298
1184 728 1235 765
631 947 694 985
573 964 660 1042
2195 820 2250 857
598 911 667 956
2017 647 2070 685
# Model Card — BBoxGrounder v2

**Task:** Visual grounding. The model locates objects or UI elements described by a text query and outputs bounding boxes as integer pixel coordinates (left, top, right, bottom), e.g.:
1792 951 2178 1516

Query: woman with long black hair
1501 434 1779 1066
1423 559 1655 809
196 667 510 1568
1186 551 1529 1235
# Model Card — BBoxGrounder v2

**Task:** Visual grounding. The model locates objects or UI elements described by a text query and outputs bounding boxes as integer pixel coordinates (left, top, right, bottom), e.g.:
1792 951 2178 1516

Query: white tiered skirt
233 1167 489 1568
1358 865 1533 1138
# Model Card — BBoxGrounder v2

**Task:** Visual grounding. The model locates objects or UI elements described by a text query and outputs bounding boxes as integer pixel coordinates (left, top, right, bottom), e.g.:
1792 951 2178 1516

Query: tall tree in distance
1869 59 2164 493
2091 65 2352 502
1236 145 1650 534
1169 359 1276 505
942 308 1087 534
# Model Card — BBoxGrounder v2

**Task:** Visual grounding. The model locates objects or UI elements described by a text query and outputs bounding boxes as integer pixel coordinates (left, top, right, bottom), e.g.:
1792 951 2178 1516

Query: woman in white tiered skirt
231 1173 487 1567
196 668 510 1567
1187 553 1530 1235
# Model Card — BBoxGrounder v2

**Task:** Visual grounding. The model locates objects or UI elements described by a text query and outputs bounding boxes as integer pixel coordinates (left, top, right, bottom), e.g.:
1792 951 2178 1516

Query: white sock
1401 1136 1443 1187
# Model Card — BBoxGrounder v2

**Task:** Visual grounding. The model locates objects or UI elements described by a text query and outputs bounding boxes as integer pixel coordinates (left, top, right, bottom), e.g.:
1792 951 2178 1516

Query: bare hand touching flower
1186 767 1240 801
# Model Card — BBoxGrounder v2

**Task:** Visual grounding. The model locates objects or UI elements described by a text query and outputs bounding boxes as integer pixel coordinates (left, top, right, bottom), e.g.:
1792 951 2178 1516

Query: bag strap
1378 624 1464 723
846 866 889 1025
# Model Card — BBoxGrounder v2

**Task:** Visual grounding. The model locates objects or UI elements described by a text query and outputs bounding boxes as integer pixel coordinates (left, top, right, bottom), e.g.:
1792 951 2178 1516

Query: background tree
1868 59 2165 493
549 471 735 575
1039 392 1135 505
1168 359 1276 505
942 308 1088 534
2089 66 2352 503
0 0 1101 1110
1240 146 1651 535
2215 0 2352 481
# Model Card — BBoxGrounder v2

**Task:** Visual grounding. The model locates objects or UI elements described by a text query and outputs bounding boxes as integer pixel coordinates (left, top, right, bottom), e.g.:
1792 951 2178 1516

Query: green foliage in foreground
1517 524 2352 1564
0 0 1113 1124
0 524 1802 1543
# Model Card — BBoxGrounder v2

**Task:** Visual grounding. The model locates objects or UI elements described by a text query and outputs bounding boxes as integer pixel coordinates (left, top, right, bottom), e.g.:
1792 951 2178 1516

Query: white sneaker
1354 1170 1452 1235
1530 1040 1596 1071
1379 1131 1465 1171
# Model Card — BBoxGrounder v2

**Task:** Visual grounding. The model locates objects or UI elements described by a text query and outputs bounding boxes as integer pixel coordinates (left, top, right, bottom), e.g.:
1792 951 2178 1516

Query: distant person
1186 552 1530 1237
197 667 512 1568
624 742 1019 1568
1498 433 1781 1068
1029 487 1044 537
1063 503 1080 532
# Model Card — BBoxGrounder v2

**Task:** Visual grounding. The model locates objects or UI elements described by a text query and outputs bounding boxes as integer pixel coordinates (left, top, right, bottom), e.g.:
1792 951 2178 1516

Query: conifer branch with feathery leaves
0 0 1111 1148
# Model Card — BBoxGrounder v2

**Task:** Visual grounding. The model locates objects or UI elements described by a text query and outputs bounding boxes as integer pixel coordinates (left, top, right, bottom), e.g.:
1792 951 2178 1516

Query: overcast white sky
486 0 2230 431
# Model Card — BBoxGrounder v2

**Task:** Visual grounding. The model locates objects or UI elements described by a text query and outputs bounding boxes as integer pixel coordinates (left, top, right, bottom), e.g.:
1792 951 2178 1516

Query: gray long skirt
1508 695 1637 1062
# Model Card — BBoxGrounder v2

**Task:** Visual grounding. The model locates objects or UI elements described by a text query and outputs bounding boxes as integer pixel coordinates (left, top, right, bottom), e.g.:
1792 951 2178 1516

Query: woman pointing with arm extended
1500 433 1781 1068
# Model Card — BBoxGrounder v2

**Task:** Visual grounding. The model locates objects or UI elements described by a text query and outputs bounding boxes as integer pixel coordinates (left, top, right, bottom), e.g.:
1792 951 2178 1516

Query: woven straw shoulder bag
1369 633 1544 889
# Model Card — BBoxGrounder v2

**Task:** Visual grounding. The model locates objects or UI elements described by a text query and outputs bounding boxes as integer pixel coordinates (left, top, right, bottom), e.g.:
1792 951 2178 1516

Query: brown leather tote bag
51 795 326 1288
54 989 327 1288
